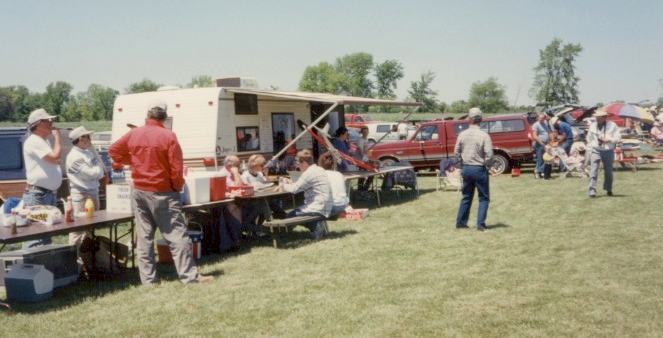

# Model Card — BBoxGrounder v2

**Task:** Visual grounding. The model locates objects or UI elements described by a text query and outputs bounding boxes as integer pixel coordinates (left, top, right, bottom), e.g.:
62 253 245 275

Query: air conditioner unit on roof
215 77 258 89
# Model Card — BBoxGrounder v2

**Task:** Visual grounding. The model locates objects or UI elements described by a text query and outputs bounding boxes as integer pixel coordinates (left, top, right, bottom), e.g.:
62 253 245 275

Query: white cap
551 116 559 125
27 108 57 125
594 109 608 117
69 126 94 141
148 99 167 111
468 107 482 119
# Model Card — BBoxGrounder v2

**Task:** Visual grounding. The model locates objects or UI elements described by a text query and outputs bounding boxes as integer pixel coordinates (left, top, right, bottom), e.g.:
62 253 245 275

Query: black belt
26 185 54 193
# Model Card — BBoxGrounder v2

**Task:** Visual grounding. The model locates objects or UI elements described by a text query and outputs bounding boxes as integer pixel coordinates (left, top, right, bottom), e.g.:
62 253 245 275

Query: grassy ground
2 165 663 337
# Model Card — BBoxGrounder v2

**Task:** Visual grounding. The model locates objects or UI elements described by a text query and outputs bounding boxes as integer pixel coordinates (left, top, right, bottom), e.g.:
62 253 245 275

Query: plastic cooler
209 175 227 201
4 264 54 302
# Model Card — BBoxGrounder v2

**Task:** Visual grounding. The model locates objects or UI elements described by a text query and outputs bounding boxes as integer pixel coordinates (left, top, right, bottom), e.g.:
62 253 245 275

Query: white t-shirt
23 134 62 191
325 170 349 208
397 123 408 137
66 146 105 192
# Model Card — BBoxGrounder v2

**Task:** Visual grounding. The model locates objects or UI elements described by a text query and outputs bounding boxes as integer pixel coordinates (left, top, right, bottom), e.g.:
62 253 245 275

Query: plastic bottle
65 196 74 223
84 197 95 220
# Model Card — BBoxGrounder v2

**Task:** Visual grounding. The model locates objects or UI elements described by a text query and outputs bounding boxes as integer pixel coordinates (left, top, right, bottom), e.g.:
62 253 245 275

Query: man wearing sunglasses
22 108 63 248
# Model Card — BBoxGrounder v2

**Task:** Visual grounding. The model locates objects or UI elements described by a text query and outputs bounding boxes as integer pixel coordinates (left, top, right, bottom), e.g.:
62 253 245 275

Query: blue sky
1 0 662 106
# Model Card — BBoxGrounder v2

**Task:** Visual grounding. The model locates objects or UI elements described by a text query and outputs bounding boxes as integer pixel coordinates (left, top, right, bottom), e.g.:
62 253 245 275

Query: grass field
2 165 663 337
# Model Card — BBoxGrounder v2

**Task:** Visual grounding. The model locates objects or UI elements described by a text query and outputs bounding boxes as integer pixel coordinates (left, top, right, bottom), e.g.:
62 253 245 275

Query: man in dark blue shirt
331 127 351 171
552 117 574 155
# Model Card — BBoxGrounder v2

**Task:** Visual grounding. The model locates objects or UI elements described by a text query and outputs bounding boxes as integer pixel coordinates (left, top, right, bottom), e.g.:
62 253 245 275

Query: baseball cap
27 108 57 125
468 107 482 119
69 126 94 141
148 99 167 111
551 116 559 125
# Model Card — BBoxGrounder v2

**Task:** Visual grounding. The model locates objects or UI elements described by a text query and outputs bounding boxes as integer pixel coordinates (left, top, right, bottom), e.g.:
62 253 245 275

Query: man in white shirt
22 108 63 248
397 122 409 140
586 109 621 197
66 126 106 249
281 149 333 239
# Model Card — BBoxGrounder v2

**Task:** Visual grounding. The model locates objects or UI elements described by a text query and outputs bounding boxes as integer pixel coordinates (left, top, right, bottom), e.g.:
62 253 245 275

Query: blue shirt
331 138 350 171
556 121 574 143
532 121 551 144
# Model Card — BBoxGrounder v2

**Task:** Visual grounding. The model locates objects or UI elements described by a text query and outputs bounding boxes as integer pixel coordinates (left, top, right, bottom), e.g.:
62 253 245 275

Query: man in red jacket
109 100 212 285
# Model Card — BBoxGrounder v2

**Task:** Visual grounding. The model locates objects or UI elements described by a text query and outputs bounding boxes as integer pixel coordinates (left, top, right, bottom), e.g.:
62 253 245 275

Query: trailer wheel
490 153 510 175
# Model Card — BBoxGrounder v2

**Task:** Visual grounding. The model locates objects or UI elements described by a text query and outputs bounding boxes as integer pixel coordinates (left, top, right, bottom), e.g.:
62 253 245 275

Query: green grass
2 165 663 337
0 120 112 131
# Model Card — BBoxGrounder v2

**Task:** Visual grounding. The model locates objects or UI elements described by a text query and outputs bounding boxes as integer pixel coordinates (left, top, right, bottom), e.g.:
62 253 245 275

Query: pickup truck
344 114 372 129
367 114 534 174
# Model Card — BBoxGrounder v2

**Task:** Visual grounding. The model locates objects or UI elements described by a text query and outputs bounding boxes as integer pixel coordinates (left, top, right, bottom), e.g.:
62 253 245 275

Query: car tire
379 157 399 167
490 154 510 175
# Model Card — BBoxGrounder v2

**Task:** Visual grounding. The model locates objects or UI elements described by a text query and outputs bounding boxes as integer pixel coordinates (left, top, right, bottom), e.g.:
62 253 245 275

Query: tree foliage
64 84 119 121
408 71 439 112
374 59 404 99
448 100 470 115
188 75 214 88
530 38 583 107
42 81 73 117
335 52 374 98
126 79 161 94
298 62 343 93
468 77 509 114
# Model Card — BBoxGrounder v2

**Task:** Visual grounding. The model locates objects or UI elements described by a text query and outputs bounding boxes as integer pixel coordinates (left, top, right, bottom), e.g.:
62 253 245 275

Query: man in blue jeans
22 108 63 248
454 108 494 231
531 113 551 179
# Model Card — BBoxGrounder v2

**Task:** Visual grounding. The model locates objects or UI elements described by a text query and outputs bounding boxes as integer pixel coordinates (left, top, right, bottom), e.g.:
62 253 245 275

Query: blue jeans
456 165 490 227
22 188 56 248
287 209 326 239
534 143 546 175
588 149 614 195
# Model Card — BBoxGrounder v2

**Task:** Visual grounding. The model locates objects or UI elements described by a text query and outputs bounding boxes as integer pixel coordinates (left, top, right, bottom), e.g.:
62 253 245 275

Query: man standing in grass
109 100 212 285
586 108 621 198
454 108 494 231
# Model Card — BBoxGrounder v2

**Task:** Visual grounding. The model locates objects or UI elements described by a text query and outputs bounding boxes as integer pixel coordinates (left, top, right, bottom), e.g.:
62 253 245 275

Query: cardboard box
344 208 369 220
106 184 134 214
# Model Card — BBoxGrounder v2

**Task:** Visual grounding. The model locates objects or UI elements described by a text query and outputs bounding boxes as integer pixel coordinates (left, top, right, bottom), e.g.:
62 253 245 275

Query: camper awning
223 88 422 107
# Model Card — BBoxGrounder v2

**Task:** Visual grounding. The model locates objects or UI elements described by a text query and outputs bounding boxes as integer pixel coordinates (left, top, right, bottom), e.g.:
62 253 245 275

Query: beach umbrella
602 102 654 124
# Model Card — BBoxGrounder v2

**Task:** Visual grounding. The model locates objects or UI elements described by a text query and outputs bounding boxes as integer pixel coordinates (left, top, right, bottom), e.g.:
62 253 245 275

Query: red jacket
109 119 185 192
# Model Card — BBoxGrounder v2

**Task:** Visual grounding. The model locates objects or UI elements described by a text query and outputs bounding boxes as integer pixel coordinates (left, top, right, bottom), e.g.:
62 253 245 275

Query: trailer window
0 138 22 170
234 94 258 115
237 126 260 152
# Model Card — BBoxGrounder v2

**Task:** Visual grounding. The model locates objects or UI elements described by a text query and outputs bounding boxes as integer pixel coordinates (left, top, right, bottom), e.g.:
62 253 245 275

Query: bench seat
262 215 328 248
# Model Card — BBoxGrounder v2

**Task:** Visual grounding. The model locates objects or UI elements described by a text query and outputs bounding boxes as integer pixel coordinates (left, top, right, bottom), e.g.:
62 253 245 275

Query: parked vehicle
91 131 112 151
367 114 534 174
344 113 373 128
0 128 74 200
361 122 417 146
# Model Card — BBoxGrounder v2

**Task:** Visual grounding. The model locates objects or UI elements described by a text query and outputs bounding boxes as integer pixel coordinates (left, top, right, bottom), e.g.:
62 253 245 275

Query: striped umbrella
602 102 654 124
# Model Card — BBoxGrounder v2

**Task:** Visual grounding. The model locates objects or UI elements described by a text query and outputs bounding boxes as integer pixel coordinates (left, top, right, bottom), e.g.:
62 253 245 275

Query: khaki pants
68 189 99 252
133 189 198 284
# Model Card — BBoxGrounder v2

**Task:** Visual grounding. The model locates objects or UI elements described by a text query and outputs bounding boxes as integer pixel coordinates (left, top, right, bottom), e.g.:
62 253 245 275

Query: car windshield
415 125 438 141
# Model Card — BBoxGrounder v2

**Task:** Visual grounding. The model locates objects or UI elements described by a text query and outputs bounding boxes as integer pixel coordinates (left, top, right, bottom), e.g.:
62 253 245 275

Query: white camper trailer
110 78 420 167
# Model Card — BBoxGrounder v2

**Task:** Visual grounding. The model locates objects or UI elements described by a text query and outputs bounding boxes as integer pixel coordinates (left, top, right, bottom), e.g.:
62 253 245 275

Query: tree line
298 38 589 114
0 76 215 123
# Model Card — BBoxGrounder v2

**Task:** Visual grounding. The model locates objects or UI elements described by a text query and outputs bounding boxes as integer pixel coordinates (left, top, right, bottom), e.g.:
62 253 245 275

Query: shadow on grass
486 222 510 230
350 188 435 209
256 229 358 250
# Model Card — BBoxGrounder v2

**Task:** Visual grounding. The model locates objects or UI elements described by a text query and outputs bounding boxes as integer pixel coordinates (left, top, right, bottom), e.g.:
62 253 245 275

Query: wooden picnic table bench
262 215 328 248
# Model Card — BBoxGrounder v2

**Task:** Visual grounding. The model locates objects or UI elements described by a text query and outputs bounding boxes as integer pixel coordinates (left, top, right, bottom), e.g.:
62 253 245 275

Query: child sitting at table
240 155 286 235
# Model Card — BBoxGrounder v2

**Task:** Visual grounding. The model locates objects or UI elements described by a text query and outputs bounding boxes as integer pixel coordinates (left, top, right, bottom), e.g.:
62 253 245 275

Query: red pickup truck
367 114 534 174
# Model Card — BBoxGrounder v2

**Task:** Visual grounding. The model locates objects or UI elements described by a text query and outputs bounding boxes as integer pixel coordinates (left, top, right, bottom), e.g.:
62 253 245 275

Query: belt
26 185 54 193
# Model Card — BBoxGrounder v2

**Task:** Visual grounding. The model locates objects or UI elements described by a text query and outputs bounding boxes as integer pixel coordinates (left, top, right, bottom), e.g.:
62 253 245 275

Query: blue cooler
5 264 54 303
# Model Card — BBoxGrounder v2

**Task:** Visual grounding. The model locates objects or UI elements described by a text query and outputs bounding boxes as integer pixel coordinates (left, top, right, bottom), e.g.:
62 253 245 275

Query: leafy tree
448 100 470 115
334 52 374 98
0 88 13 121
298 62 343 93
62 95 83 122
468 77 509 114
408 71 439 112
63 84 118 121
530 38 583 107
374 59 404 99
42 81 73 117
188 75 214 88
126 79 160 94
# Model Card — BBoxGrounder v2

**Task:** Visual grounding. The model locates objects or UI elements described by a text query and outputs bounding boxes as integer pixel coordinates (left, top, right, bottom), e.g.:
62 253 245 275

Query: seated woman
217 155 243 252
318 152 349 218
280 149 333 239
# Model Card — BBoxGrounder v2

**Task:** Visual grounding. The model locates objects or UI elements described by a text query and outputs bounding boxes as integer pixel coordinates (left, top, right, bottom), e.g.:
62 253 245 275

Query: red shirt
109 119 185 192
